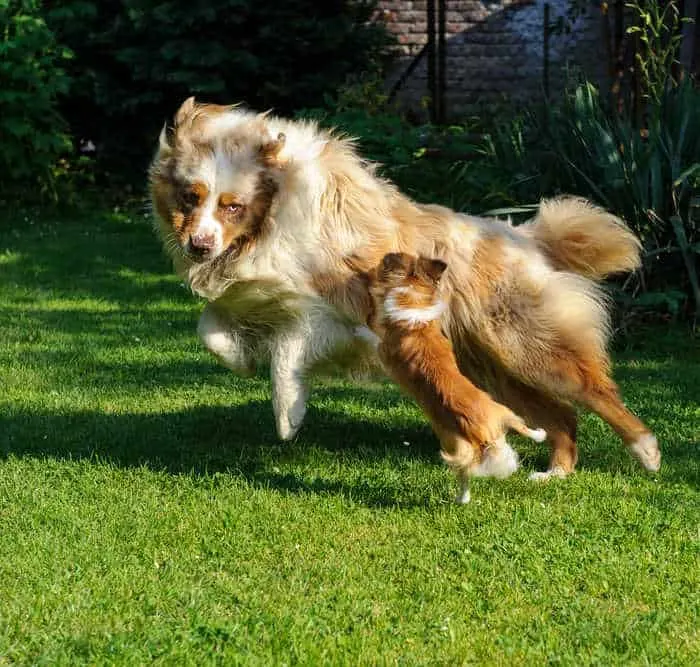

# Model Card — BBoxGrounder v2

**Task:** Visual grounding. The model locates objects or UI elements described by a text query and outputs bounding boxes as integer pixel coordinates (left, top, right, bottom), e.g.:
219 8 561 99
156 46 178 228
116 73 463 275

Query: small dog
356 253 546 503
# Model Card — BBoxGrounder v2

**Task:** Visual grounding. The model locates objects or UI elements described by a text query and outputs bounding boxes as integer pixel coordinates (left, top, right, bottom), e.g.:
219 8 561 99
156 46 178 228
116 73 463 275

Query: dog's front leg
270 310 355 441
270 330 311 441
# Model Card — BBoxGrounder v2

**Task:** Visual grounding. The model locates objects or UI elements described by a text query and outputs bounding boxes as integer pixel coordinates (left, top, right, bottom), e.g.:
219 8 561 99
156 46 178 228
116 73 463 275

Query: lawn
0 207 698 665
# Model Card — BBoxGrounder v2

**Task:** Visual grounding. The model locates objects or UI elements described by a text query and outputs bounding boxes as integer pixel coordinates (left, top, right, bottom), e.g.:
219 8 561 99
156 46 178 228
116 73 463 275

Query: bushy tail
522 197 642 281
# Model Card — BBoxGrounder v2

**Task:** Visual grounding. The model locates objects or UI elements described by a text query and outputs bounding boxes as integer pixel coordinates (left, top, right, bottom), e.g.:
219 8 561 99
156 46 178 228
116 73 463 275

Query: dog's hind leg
487 375 579 480
516 348 660 473
574 372 660 472
526 400 578 481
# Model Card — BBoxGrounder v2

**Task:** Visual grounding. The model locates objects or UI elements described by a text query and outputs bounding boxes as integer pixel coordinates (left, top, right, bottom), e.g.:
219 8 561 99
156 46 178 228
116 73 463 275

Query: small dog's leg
197 304 256 376
455 472 471 505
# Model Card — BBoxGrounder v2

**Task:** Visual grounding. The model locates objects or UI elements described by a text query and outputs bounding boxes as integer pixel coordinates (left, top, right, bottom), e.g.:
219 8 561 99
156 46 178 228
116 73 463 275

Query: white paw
528 466 568 482
529 428 547 443
628 433 661 472
275 405 306 441
273 391 308 441
455 488 471 505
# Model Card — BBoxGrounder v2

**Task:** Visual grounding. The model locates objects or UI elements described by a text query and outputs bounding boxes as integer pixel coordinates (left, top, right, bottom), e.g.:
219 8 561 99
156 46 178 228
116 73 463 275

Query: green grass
0 207 698 665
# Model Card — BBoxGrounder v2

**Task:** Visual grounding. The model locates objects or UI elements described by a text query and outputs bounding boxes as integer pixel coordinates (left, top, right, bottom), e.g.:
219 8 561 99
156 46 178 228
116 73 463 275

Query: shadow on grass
1 212 697 502
1 210 192 308
1 383 697 505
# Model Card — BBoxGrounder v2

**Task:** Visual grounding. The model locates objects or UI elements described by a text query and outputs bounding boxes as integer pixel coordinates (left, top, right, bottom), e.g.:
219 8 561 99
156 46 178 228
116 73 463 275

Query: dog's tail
521 197 642 281
504 414 547 443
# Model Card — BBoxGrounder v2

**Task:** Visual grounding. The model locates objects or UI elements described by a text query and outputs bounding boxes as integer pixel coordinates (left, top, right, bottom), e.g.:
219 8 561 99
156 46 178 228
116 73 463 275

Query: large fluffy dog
149 98 660 478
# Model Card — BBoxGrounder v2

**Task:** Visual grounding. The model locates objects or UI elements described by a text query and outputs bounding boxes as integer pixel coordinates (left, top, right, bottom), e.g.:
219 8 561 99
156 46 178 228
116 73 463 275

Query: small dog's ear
417 257 448 284
381 252 412 278
259 132 286 167
160 96 197 150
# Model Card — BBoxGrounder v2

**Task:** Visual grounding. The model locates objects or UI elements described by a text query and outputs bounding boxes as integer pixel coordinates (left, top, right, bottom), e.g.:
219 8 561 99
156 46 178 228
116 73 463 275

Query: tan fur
363 253 545 499
521 197 642 280
149 98 660 476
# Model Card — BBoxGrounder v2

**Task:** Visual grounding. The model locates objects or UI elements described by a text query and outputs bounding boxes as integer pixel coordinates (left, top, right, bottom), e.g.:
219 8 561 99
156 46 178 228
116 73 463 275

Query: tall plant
627 0 687 108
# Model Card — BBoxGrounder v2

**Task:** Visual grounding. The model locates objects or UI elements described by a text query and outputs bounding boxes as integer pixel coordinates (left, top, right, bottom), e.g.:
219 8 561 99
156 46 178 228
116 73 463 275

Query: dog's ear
259 132 286 167
380 252 413 279
416 257 447 284
158 122 174 154
159 96 197 153
174 96 197 127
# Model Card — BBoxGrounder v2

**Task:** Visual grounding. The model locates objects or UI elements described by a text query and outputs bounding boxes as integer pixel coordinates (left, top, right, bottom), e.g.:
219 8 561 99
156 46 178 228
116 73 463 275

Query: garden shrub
45 0 393 179
0 0 72 198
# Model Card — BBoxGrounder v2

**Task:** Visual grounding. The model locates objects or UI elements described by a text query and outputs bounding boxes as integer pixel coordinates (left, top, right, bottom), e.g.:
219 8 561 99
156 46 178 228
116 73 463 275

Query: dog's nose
189 233 216 256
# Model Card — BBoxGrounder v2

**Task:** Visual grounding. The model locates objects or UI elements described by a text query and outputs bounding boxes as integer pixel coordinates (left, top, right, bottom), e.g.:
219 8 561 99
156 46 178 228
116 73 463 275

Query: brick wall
378 0 607 117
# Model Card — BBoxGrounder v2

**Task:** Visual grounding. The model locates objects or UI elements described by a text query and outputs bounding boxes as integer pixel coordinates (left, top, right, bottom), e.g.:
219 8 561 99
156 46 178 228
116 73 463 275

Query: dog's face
366 252 447 326
149 98 283 263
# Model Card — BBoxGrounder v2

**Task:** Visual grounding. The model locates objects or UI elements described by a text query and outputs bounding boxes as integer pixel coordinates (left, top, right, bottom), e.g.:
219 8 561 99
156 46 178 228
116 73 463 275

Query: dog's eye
181 190 199 208
218 197 244 215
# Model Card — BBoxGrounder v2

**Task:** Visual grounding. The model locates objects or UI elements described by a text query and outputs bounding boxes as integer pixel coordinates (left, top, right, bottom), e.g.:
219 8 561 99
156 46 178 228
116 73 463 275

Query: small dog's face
149 97 283 263
366 252 447 327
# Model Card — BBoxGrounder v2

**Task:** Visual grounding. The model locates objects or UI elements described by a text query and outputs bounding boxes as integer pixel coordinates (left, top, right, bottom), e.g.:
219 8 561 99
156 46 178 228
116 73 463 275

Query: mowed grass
0 207 698 666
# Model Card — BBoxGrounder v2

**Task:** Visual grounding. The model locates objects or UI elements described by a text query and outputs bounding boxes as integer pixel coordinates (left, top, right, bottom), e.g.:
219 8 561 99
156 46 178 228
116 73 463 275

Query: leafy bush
452 79 700 321
299 98 482 210
45 0 393 178
0 0 72 197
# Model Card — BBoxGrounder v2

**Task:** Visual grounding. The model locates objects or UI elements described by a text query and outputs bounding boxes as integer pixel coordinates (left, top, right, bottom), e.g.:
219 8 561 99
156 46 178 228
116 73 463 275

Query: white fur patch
472 437 520 479
628 433 661 472
354 325 381 350
455 481 471 505
201 108 256 139
527 428 548 443
384 288 446 326
192 199 224 256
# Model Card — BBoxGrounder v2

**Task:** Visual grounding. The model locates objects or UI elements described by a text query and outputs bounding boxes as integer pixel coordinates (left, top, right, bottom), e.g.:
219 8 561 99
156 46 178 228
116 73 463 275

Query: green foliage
299 104 482 209
627 0 688 107
464 80 699 321
0 0 73 197
45 0 393 177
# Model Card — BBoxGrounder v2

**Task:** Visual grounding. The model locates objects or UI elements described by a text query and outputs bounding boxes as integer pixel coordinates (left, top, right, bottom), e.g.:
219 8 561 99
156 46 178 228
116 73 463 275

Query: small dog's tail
521 197 642 281
505 414 547 443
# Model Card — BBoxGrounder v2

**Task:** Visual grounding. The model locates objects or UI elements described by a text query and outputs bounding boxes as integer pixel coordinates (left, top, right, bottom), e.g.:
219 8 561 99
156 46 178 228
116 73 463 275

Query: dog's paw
455 487 471 505
275 408 306 441
628 433 661 472
273 395 307 441
528 466 568 482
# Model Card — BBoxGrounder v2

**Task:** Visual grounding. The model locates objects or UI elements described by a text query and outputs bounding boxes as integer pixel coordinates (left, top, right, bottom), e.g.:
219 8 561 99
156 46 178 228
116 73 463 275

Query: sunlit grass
0 208 698 664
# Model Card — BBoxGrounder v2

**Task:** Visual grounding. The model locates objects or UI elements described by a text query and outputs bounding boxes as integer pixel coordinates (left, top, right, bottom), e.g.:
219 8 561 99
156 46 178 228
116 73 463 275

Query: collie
149 97 660 478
